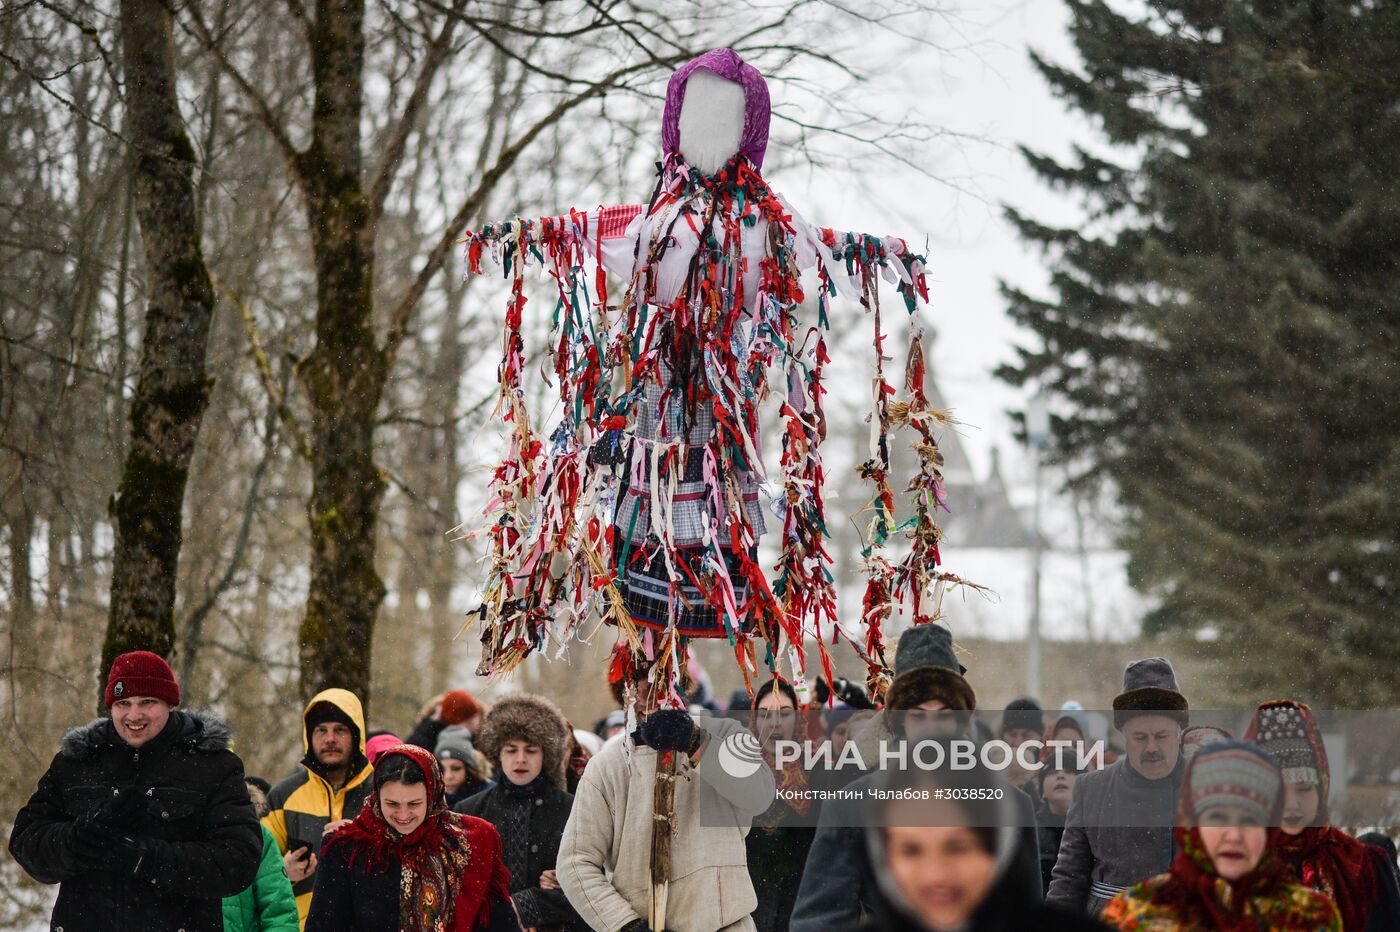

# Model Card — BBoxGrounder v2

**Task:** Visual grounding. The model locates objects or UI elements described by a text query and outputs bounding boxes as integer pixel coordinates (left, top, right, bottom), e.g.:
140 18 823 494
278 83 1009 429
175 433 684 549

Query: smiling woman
304 745 518 932
375 758 429 836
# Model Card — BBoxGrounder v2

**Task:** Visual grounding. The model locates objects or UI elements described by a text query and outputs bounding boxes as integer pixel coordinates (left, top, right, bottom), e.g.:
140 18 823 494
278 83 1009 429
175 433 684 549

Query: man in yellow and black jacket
262 688 374 929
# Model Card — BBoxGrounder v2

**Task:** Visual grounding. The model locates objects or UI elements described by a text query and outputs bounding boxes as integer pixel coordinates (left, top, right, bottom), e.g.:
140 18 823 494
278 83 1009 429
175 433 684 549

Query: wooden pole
649 748 677 928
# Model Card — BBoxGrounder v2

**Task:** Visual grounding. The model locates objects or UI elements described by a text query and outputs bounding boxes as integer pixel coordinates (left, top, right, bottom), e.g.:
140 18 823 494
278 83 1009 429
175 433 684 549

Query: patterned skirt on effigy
612 380 767 637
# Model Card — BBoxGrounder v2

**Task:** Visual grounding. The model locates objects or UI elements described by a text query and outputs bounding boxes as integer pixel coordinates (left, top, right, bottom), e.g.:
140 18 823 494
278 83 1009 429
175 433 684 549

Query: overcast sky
778 1 1153 640
784 0 1093 506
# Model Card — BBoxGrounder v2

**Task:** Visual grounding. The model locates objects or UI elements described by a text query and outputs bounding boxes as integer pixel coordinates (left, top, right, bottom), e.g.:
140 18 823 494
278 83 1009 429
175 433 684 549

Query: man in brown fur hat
457 692 584 930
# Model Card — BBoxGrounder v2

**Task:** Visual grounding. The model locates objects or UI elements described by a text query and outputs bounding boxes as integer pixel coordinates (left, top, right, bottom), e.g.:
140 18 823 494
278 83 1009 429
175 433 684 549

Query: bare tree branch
179 0 304 181
283 0 312 40
367 0 465 227
0 48 130 147
381 52 693 368
177 395 279 684
221 277 313 462
33 0 125 96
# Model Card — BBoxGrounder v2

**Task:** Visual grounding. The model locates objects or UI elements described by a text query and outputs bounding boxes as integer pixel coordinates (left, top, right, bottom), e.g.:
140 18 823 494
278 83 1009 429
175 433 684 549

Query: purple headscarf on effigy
661 48 771 170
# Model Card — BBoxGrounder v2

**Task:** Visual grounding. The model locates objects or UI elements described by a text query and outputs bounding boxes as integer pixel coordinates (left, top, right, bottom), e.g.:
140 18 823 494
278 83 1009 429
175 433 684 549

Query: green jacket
223 824 299 932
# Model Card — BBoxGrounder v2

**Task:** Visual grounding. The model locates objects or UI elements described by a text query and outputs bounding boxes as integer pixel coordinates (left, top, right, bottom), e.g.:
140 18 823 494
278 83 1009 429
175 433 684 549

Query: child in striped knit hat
1103 741 1340 930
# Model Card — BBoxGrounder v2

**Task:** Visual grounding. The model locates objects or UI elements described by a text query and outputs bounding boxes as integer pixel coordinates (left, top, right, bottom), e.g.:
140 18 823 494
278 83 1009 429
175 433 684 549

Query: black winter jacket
1036 799 1068 894
856 781 1108 932
455 777 583 931
855 896 1110 932
8 710 262 932
790 769 1041 932
747 797 818 932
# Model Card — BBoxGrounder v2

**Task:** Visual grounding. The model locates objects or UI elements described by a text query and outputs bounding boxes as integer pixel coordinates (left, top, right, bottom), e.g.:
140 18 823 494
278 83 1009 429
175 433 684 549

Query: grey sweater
1045 756 1184 915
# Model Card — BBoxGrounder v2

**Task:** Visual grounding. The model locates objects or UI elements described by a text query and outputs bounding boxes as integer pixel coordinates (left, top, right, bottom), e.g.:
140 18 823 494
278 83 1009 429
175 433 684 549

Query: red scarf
1246 700 1384 931
324 744 512 931
1144 827 1304 931
1116 740 1338 931
1276 826 1383 932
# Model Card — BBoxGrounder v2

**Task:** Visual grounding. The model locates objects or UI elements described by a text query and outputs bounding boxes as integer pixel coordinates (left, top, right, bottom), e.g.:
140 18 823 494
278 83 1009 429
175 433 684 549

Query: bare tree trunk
292 0 388 706
102 0 217 693
429 282 466 693
3 489 35 722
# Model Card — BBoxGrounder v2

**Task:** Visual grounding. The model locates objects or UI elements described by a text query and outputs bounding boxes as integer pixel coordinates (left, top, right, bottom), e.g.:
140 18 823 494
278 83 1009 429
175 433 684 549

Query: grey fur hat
475 693 571 789
1113 657 1188 729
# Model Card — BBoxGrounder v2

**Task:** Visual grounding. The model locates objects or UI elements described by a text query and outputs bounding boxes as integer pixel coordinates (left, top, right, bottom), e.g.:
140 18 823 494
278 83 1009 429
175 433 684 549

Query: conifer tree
1001 0 1400 703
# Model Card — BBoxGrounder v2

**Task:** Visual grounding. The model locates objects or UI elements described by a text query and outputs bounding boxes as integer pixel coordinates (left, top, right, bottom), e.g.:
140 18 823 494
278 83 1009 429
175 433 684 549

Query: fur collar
59 708 234 759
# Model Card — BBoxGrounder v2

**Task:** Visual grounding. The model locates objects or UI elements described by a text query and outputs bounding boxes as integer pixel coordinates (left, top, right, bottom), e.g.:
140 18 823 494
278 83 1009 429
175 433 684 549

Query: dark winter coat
789 767 1041 932
746 800 815 932
856 878 1108 932
302 831 521 932
856 779 1108 932
221 824 299 932
456 776 583 931
1045 755 1183 915
1035 799 1067 895
406 716 448 753
8 710 263 932
855 906 1106 932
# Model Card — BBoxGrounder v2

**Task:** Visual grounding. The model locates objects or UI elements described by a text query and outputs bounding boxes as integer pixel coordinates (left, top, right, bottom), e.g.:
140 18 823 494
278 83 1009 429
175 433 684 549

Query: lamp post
1026 390 1050 700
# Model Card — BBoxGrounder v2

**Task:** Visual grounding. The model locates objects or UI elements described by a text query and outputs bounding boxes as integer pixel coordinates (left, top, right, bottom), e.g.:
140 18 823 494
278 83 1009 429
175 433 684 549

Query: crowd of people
8 637 1400 931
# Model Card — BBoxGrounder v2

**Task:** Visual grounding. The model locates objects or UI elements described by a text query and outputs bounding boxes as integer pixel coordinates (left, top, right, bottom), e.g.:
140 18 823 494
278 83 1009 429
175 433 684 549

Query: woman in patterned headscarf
305 744 518 932
1103 741 1340 931
1246 700 1400 931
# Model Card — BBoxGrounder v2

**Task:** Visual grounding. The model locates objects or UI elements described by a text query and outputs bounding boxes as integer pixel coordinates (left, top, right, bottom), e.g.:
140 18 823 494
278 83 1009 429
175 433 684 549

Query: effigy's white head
678 69 747 176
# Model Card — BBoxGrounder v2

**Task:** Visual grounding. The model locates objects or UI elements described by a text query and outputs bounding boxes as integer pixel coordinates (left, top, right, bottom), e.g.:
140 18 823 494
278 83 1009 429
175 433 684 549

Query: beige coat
558 714 775 932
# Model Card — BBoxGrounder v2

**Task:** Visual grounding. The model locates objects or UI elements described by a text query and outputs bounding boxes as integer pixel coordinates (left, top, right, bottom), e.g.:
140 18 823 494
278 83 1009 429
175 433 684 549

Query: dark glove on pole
634 708 695 752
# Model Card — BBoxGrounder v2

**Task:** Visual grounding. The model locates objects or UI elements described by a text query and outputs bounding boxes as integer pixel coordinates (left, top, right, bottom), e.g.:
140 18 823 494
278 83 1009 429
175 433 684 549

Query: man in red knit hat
9 650 262 932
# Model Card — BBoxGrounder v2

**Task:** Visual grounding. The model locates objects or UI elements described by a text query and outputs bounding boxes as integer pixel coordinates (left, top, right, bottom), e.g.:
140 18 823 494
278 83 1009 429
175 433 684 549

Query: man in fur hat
457 692 585 931
9 650 262 932
1046 657 1189 915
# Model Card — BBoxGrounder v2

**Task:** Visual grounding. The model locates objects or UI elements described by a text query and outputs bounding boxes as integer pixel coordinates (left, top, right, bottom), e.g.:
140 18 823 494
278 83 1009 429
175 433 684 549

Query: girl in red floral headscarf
1246 700 1400 931
306 744 518 932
